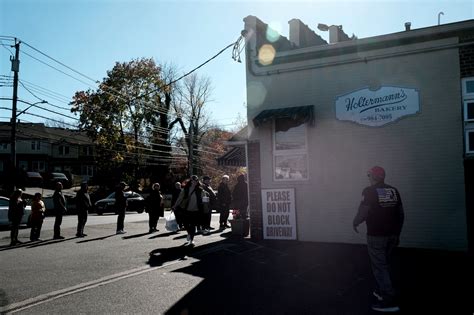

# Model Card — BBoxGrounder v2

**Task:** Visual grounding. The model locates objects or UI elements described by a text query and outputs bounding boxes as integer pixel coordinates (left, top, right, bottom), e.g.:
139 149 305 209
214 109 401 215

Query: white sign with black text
335 86 420 127
261 188 297 240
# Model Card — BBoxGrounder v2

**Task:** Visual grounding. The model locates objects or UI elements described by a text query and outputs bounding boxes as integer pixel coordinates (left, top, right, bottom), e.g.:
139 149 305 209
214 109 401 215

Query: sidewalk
159 238 473 314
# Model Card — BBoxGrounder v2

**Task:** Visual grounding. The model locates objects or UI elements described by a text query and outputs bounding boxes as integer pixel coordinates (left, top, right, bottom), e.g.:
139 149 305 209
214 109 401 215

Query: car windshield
27 172 41 177
106 192 116 199
52 173 67 178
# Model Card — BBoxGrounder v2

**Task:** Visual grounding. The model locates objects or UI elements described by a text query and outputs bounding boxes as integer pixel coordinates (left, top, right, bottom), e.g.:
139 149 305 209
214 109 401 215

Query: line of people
7 173 249 247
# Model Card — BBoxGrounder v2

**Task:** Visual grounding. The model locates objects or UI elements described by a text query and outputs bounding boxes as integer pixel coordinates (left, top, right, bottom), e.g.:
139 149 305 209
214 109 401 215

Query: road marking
1 260 184 314
1 241 231 314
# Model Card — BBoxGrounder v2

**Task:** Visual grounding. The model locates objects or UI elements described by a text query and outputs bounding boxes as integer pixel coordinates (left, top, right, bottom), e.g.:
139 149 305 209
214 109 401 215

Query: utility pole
10 39 20 192
188 120 194 177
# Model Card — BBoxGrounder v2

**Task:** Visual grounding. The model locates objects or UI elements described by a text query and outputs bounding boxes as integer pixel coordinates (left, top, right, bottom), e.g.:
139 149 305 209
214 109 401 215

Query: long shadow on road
151 239 473 315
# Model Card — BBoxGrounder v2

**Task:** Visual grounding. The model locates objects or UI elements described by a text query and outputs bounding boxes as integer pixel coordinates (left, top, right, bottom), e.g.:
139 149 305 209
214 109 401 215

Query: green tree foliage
70 58 172 184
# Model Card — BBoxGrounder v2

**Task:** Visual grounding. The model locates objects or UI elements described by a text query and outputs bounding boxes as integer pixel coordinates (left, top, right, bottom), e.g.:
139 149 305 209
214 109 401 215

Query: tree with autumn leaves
71 58 173 186
70 58 244 190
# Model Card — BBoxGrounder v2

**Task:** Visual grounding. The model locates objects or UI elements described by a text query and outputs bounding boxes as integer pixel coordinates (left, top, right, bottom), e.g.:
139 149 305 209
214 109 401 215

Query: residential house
0 122 96 183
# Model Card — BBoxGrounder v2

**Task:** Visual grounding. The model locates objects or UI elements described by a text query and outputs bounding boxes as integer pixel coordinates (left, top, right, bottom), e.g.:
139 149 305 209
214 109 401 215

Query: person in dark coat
30 192 45 241
217 174 232 229
174 175 209 246
201 175 216 234
53 182 67 239
231 174 249 219
76 182 92 237
353 166 404 313
9 189 25 246
115 182 127 234
146 183 164 233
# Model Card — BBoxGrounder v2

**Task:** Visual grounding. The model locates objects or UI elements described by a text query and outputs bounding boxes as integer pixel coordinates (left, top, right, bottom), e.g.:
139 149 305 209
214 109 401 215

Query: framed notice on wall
261 188 297 240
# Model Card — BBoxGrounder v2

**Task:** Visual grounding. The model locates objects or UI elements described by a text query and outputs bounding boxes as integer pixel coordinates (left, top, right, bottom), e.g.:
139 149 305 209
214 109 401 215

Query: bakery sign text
335 86 420 127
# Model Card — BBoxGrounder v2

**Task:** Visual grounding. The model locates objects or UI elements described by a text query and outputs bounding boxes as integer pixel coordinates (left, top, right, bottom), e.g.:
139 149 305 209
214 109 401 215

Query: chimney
328 25 351 44
405 22 411 31
289 19 327 48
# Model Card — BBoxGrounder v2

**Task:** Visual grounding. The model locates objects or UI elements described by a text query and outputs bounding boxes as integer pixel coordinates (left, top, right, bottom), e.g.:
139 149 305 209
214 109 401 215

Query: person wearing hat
8 189 26 246
201 175 216 234
115 182 127 234
217 174 232 229
353 166 404 313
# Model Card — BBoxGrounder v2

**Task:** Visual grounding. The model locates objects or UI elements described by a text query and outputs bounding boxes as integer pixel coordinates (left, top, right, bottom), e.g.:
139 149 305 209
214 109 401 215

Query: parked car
94 191 145 215
0 196 32 226
25 172 43 187
43 172 70 189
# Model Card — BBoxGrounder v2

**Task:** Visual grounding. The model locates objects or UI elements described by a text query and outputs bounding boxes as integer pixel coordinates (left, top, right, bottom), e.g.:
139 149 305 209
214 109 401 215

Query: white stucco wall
246 28 468 250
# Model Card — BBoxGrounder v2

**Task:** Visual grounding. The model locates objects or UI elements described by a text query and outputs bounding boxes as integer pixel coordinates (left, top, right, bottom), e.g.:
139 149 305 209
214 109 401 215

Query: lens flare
247 81 267 108
258 44 276 66
266 22 282 43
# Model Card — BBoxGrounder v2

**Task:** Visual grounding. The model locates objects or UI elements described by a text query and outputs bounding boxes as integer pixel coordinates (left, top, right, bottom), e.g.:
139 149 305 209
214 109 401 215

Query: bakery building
242 16 474 251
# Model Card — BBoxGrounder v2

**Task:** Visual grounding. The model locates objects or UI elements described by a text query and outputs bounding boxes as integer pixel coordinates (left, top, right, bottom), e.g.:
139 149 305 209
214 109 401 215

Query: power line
22 40 99 84
21 50 96 88
19 79 72 102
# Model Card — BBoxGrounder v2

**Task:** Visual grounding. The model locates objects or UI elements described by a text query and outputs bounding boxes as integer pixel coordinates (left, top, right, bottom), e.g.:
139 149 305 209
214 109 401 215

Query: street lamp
9 99 48 190
17 100 47 117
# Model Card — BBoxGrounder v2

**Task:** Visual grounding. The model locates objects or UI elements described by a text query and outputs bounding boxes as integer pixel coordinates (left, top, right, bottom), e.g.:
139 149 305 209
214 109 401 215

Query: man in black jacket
115 182 127 234
76 182 92 237
353 166 404 313
53 182 67 239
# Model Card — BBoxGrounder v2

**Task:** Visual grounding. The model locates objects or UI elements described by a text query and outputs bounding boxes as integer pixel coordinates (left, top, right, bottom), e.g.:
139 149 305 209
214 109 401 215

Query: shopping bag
165 211 179 232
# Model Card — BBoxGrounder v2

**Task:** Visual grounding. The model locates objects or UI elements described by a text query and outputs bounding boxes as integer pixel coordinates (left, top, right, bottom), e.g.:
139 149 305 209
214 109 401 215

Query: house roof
0 122 92 145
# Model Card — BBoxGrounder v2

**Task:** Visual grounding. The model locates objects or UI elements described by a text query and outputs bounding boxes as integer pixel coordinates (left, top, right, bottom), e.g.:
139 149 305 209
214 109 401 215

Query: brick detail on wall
248 141 263 241
459 36 474 77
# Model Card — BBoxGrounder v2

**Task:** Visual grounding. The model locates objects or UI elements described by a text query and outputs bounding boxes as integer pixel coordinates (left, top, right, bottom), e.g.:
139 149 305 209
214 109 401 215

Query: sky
0 0 473 131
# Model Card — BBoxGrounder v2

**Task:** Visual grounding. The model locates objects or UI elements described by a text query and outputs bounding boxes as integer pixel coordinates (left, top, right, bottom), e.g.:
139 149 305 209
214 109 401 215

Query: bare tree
172 73 213 175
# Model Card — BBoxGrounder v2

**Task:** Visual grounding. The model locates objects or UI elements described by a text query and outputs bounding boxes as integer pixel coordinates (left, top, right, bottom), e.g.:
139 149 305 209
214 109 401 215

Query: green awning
252 105 314 127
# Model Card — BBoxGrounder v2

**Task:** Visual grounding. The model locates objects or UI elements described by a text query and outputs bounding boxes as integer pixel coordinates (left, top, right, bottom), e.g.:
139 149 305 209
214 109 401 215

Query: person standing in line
174 175 209 246
8 189 25 246
171 181 184 230
231 174 249 219
30 192 45 241
76 182 92 237
353 166 404 313
217 174 232 229
115 182 127 234
201 175 216 235
146 183 164 233
53 182 67 240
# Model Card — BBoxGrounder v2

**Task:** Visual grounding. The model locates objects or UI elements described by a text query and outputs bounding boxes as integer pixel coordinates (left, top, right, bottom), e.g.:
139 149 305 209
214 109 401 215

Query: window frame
272 118 309 182
31 140 41 151
466 129 474 154
462 77 474 99
464 100 474 122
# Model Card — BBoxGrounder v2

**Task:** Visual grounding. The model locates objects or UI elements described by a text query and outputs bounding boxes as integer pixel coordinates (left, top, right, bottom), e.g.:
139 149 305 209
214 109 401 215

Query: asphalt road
1 212 472 314
0 212 234 314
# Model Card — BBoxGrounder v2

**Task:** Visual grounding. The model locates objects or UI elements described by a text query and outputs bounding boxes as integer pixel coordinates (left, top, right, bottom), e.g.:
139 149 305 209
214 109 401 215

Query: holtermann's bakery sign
335 86 420 127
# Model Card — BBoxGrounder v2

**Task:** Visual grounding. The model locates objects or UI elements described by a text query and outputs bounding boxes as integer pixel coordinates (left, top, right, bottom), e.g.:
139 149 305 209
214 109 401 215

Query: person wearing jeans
353 166 404 313
115 182 127 234
53 182 67 239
